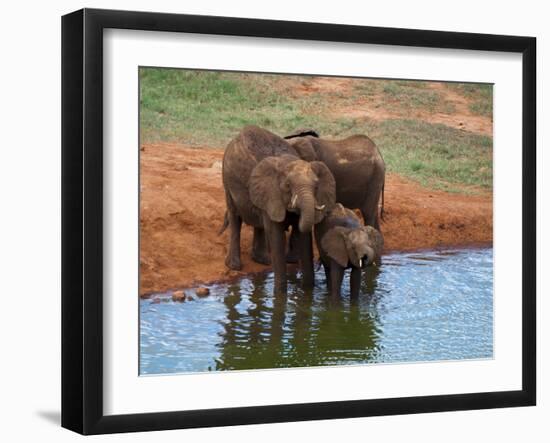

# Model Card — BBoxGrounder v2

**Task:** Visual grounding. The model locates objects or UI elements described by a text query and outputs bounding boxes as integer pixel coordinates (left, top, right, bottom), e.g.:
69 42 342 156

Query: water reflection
140 248 493 375
215 277 379 370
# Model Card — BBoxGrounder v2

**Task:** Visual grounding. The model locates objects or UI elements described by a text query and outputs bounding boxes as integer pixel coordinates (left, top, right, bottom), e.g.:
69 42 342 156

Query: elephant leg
350 267 362 298
251 227 270 265
329 259 345 298
360 197 379 231
299 231 314 289
323 263 331 289
286 226 300 263
264 216 287 295
361 179 383 231
224 206 243 270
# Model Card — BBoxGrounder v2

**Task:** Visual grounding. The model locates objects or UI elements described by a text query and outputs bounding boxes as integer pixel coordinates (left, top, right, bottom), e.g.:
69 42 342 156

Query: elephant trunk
364 246 376 266
296 185 315 233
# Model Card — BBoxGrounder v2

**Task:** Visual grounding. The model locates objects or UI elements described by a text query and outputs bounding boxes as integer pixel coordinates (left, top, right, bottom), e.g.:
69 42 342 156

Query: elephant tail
218 211 229 235
379 179 385 222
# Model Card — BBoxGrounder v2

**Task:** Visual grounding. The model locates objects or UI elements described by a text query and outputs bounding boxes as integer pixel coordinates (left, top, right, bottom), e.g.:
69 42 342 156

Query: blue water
140 247 493 375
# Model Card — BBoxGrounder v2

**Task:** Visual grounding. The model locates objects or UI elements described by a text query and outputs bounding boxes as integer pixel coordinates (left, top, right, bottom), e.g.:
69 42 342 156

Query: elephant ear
311 161 336 223
249 157 287 223
321 227 350 268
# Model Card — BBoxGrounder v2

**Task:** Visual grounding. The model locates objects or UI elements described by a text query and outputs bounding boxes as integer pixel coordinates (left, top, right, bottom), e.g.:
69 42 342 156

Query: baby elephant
315 204 383 298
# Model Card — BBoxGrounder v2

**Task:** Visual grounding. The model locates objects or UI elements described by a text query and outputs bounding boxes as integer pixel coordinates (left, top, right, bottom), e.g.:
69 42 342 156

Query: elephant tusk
291 194 298 208
359 259 362 268
315 204 325 211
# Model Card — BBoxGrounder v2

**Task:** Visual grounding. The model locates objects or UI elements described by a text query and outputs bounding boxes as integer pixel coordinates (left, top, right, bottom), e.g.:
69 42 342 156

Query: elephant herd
220 125 385 297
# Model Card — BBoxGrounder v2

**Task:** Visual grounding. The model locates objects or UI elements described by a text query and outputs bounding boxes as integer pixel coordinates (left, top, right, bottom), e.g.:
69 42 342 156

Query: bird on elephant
220 125 336 294
315 203 384 298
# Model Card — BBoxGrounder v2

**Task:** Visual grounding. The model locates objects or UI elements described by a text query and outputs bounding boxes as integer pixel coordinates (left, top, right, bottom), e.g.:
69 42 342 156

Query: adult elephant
284 129 385 229
221 126 336 293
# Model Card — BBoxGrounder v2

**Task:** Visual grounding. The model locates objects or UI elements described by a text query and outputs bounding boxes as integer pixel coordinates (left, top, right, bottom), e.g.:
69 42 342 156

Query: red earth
139 143 492 297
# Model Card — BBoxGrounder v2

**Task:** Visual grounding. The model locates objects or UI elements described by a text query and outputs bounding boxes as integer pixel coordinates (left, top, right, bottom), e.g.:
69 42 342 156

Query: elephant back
317 135 378 164
237 125 298 162
284 128 320 140
314 203 361 251
323 203 362 231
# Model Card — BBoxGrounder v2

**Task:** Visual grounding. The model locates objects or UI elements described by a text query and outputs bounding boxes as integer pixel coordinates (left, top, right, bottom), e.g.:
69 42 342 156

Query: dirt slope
288 77 493 136
139 143 492 296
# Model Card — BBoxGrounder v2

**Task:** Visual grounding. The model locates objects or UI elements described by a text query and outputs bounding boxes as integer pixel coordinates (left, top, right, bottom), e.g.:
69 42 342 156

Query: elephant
282 129 385 263
221 125 336 294
315 203 384 298
284 129 385 230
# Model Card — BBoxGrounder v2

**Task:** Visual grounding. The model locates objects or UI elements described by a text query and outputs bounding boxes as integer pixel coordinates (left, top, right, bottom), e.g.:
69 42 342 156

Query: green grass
447 82 493 117
354 79 455 114
382 82 445 112
140 68 492 192
369 119 492 191
140 69 357 146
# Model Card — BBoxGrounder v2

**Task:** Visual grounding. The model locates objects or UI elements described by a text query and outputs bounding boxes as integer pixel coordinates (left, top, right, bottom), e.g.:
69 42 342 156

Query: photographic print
138 68 494 375
61 10 536 433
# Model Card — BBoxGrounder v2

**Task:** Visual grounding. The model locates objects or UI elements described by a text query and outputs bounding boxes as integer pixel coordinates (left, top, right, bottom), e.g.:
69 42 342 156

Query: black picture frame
61 8 536 435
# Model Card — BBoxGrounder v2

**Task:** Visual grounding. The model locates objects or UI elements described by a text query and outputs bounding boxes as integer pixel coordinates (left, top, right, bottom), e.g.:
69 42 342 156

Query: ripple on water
140 247 493 374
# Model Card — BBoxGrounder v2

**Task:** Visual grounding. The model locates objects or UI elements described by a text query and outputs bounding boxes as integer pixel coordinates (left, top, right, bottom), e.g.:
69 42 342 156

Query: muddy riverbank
139 143 492 296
